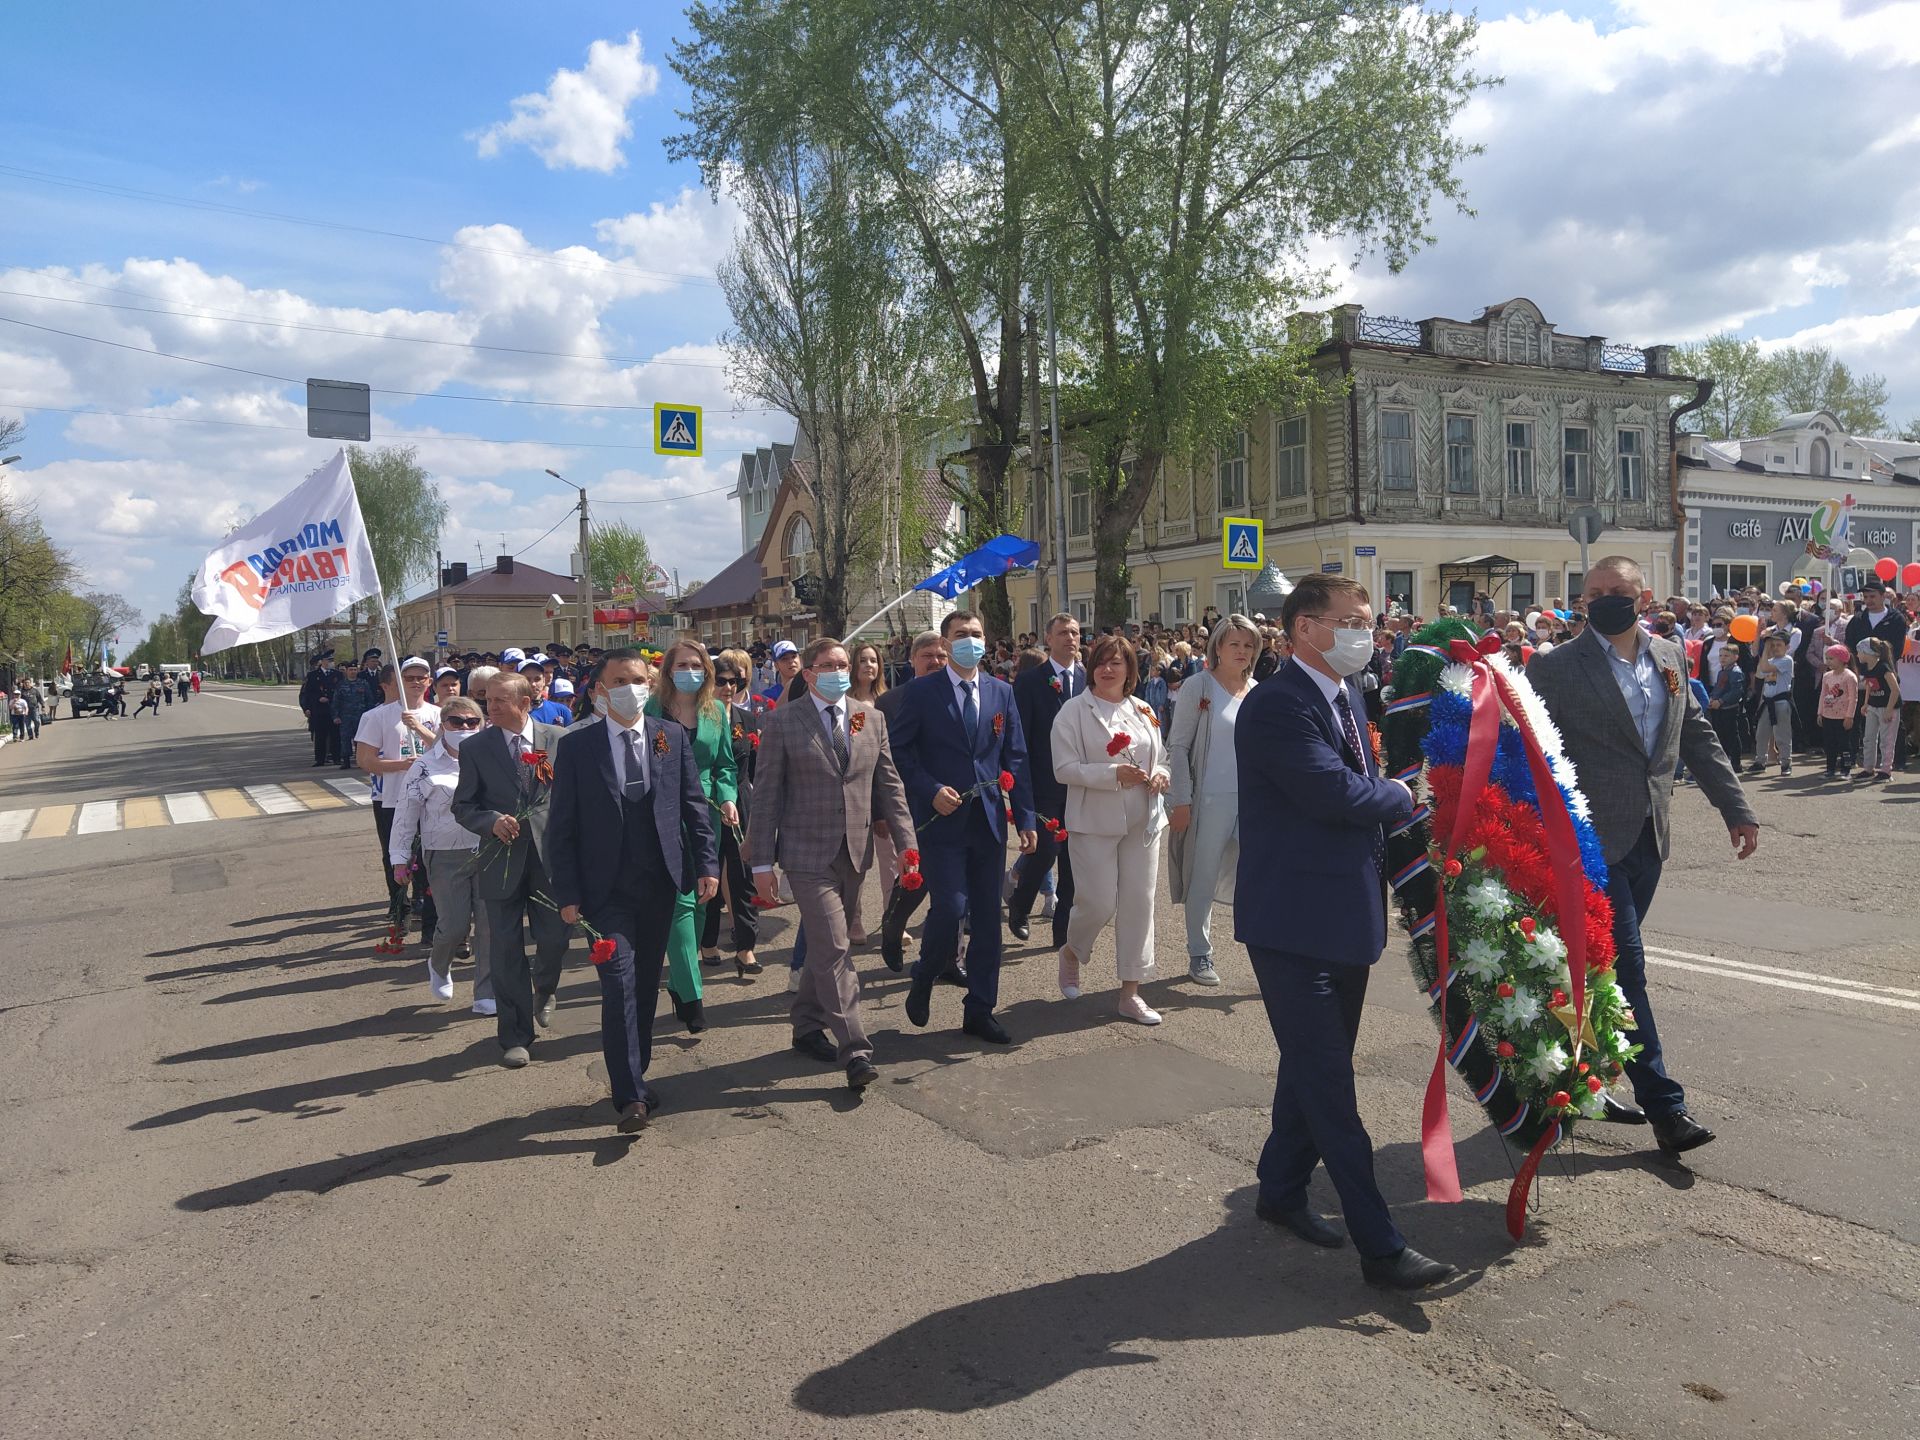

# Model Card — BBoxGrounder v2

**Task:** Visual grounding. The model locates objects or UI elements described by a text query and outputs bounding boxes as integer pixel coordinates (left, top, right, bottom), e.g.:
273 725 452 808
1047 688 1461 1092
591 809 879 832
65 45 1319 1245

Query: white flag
191 448 380 655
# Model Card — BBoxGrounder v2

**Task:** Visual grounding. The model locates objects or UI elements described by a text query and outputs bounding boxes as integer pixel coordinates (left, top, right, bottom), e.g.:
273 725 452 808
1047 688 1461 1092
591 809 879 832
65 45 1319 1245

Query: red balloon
1875 557 1899 582
1904 563 1920 589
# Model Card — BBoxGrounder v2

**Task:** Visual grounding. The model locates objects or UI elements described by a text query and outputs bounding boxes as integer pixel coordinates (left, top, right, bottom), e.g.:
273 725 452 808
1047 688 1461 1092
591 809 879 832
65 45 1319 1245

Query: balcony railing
1356 313 1421 347
1600 342 1648 373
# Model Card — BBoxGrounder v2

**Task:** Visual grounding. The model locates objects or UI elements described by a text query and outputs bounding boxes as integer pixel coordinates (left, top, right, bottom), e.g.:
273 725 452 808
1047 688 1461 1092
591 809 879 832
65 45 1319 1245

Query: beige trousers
1064 820 1160 984
788 846 872 1062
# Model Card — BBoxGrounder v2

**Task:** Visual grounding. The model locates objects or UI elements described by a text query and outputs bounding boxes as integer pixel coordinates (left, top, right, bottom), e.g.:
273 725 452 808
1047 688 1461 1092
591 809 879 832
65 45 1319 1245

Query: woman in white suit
1052 632 1172 1024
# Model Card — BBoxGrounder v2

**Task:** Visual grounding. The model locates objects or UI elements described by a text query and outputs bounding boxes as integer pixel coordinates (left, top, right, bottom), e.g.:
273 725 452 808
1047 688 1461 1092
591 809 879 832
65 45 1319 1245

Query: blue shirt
1593 624 1665 758
531 699 572 727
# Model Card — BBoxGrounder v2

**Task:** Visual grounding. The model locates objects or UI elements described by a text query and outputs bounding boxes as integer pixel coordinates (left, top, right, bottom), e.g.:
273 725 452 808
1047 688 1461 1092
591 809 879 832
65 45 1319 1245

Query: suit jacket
1529 628 1755 865
451 720 567 900
1049 689 1169 839
1845 608 1909 671
746 695 915 875
888 669 1036 847
1232 660 1412 967
544 716 717 916
1013 659 1079 819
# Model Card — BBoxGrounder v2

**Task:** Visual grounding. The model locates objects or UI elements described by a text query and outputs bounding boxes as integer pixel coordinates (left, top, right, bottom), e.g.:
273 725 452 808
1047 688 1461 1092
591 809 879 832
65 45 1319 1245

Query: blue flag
914 535 1041 599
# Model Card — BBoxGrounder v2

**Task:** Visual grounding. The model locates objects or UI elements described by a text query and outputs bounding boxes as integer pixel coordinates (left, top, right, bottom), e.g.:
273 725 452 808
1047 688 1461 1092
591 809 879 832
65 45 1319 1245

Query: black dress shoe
940 965 969 988
791 1029 838 1063
961 1011 1011 1044
617 1101 651 1133
880 935 905 972
684 999 707 1034
1007 911 1031 942
1596 1092 1648 1125
1254 1199 1347 1248
1651 1108 1715 1155
1361 1247 1454 1290
904 973 934 1028
846 1057 878 1091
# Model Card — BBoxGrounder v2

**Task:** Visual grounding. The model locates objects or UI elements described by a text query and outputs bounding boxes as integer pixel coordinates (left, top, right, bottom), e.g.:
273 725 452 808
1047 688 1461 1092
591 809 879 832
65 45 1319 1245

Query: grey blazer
746 696 915 876
451 720 568 899
1529 630 1755 865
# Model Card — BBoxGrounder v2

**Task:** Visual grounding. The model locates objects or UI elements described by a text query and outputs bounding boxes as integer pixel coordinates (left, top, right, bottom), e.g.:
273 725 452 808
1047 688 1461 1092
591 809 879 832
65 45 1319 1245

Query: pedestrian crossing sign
653 403 703 457
1222 518 1262 571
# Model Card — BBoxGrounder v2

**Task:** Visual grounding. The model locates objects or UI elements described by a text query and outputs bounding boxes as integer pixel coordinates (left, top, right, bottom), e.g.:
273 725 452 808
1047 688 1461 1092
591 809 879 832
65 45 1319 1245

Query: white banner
191 448 381 655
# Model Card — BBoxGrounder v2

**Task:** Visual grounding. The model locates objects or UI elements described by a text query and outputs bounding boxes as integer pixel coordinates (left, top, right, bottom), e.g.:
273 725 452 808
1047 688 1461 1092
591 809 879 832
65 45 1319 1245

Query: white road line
1644 952 1920 1015
1644 943 1920 999
76 800 120 834
323 777 372 805
200 691 301 710
164 792 214 824
0 810 32 843
244 783 304 815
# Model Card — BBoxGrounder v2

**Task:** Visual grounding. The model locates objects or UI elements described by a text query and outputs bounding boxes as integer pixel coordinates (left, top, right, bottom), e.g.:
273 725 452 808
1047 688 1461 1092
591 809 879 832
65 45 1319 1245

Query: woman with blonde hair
1052 633 1172 1024
647 638 740 1032
1167 614 1260 986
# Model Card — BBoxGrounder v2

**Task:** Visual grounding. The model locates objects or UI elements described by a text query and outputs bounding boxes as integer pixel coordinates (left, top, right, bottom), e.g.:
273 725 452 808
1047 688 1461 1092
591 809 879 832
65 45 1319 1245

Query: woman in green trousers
648 638 739 1034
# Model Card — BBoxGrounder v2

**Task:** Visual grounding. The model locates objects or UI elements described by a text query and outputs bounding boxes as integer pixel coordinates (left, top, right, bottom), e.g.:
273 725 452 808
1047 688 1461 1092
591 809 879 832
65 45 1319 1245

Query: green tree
346 445 449 597
587 519 655 596
1897 417 1920 443
1772 345 1891 434
71 590 141 668
992 1 1484 625
0 493 74 660
1671 333 1781 439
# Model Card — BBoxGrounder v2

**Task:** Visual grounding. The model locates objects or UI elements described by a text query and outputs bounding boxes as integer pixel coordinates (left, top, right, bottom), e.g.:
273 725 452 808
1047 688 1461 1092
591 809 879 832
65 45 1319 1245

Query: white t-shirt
354 700 442 807
1898 632 1920 705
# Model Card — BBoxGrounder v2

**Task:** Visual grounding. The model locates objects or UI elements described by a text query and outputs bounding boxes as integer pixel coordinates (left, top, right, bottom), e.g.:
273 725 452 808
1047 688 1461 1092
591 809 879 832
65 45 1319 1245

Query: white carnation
1491 986 1542 1030
1463 878 1509 920
1528 1040 1571 1083
1458 936 1505 982
1529 928 1568 966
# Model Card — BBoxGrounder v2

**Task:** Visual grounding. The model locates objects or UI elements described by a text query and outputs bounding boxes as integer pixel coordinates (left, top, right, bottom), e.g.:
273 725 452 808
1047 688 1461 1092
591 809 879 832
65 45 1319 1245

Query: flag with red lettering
190 448 380 655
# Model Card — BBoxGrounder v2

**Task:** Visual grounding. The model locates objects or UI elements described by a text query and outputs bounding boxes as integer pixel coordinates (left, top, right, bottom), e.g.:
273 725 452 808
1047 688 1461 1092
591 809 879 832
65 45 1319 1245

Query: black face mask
1586 593 1640 637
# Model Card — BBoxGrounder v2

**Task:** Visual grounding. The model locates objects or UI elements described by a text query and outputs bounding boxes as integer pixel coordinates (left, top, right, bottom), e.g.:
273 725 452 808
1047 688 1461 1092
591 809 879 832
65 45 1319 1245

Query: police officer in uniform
300 650 341 766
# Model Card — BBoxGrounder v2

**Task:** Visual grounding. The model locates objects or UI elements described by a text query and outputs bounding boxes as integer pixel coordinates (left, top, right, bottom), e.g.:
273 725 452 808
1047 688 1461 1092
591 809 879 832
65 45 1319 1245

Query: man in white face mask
1232 573 1449 1291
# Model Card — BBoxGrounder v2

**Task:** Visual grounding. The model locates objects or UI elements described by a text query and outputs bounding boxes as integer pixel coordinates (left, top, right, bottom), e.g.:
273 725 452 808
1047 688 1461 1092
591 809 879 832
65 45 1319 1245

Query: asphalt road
3 683 1916 1439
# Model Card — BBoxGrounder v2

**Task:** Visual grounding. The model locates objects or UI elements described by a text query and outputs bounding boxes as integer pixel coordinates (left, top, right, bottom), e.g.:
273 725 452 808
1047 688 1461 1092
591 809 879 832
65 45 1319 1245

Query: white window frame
1127 588 1142 623
1383 567 1416 615
1379 408 1414 493
1070 596 1093 626
1506 421 1535 497
1158 585 1194 625
1274 414 1308 501
1068 471 1092 539
1215 578 1247 618
1709 559 1769 595
1217 430 1249 514
1562 425 1591 499
1446 414 1477 495
784 514 814 583
1617 427 1646 501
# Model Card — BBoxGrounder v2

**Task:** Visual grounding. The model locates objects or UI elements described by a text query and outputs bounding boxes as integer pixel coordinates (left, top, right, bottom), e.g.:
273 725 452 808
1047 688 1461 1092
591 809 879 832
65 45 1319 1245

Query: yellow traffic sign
1222 517 1262 570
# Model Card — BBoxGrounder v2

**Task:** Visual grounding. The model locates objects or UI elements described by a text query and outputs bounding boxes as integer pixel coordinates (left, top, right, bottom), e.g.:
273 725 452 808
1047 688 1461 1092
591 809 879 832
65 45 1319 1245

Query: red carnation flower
589 938 616 966
899 871 924 891
1496 1041 1515 1059
1550 1090 1572 1110
1586 1075 1604 1093
1518 916 1537 938
519 749 539 766
901 849 920 866
1496 982 1515 999
1551 988 1569 1007
1442 858 1462 879
749 732 761 750
1105 732 1130 757
998 770 1014 793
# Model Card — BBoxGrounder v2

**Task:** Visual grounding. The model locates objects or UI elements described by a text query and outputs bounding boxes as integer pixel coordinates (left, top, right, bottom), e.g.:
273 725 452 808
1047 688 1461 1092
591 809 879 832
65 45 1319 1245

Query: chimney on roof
440 561 469 587
496 555 514 575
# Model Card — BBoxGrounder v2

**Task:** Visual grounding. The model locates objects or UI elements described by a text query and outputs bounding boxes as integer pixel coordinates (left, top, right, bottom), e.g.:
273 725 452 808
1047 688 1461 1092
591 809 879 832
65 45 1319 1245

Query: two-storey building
1008 298 1701 627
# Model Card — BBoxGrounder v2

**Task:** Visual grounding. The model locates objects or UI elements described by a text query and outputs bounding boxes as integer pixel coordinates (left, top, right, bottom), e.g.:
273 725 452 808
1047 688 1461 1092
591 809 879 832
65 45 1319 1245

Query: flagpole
844 588 922 642
344 451 407 712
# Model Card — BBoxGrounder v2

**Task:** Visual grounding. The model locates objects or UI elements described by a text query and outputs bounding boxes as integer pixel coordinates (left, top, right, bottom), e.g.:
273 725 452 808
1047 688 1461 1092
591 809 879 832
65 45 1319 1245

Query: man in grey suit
1530 556 1759 1157
453 672 570 1067
749 636 917 1093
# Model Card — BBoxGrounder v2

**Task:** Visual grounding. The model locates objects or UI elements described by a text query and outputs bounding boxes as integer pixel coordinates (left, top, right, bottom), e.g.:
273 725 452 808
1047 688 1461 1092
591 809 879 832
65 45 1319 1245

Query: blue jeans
1608 818 1685 1118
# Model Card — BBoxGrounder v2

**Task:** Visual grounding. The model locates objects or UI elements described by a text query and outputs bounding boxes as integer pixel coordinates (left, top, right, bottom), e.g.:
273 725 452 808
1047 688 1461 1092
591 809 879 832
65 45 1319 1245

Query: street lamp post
545 469 593 649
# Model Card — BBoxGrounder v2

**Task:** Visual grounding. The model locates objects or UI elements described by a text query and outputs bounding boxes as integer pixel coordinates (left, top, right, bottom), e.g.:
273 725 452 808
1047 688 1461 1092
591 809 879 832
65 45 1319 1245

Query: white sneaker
428 961 454 1002
1188 957 1221 987
1057 947 1081 1000
787 967 802 993
471 998 498 1017
1117 993 1162 1026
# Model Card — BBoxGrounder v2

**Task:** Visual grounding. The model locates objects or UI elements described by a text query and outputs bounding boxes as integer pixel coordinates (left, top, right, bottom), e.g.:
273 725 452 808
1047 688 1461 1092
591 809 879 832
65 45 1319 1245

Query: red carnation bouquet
898 848 924 891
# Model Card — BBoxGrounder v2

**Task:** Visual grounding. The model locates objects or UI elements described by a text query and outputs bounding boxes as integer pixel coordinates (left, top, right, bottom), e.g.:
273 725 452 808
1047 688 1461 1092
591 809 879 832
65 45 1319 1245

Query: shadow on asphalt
790 1181 1509 1417
6 728 310 800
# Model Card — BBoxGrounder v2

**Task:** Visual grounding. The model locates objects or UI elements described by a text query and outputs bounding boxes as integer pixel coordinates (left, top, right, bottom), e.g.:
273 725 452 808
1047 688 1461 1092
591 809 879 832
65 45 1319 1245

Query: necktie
511 731 531 797
826 704 849 771
1336 689 1387 879
620 727 648 799
961 679 979 745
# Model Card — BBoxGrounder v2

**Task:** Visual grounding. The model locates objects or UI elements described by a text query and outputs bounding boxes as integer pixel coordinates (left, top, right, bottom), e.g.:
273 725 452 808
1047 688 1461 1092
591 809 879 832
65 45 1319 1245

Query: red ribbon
1424 642 1593 1238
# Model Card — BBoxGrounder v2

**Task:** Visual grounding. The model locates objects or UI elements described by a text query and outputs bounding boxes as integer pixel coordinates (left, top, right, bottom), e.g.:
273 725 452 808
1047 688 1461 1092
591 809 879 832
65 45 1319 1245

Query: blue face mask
672 668 704 694
949 636 987 669
812 670 852 700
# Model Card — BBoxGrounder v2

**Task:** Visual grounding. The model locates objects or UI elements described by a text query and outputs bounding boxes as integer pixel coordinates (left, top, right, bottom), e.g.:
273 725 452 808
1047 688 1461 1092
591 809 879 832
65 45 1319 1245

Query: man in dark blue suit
1234 574 1452 1289
1006 612 1081 947
889 610 1037 1044
547 648 718 1133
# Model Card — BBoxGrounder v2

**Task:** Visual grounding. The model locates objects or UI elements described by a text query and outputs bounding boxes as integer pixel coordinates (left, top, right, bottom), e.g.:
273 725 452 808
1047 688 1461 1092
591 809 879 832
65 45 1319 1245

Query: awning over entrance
1439 553 1520 596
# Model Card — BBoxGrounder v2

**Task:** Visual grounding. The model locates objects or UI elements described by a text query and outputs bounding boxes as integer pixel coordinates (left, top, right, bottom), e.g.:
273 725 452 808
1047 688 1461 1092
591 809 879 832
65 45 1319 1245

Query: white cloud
471 32 660 173
596 188 743 274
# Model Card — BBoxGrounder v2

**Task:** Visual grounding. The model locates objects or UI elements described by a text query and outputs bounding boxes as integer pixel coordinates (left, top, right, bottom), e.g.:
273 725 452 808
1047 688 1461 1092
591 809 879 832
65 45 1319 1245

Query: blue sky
4 1 1918 632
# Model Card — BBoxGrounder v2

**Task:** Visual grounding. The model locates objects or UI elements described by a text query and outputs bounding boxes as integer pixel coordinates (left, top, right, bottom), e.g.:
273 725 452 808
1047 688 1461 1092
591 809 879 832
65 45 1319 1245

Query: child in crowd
1855 637 1901 782
1818 644 1858 780
1750 631 1794 777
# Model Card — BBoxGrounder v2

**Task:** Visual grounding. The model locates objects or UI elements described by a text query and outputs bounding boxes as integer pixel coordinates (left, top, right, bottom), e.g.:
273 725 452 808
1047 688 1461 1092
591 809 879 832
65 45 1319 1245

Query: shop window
1710 561 1769 595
